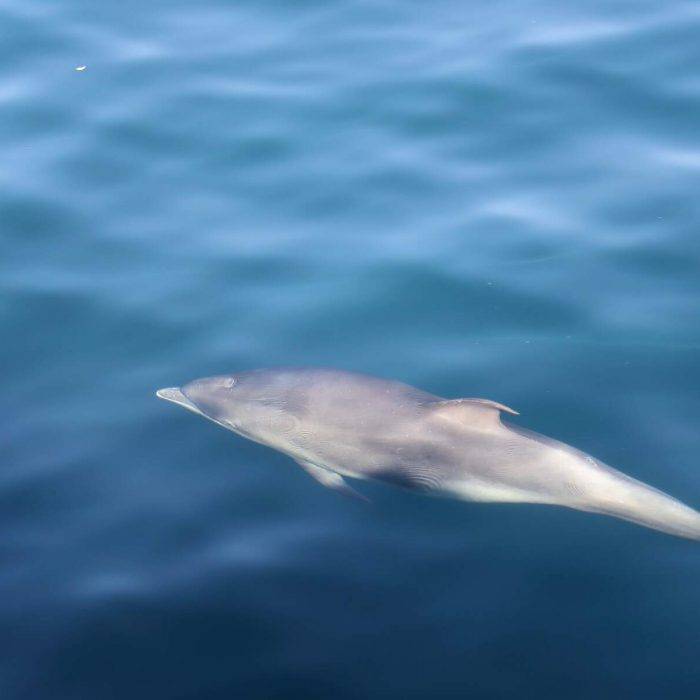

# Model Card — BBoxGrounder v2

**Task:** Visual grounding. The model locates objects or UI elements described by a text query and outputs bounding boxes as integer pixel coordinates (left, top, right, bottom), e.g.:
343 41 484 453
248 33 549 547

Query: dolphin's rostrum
157 368 700 541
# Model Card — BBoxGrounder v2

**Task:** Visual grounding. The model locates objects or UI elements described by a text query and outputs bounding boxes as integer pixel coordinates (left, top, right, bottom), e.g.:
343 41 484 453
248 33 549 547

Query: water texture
1 1 699 698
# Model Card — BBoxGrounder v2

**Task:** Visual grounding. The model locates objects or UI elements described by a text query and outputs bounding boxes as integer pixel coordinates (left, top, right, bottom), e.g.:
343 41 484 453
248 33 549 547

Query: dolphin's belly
263 400 591 504
284 421 564 503
276 419 464 492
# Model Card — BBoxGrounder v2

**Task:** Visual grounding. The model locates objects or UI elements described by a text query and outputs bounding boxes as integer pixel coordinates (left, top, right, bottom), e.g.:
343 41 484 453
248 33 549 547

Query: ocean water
2 1 700 697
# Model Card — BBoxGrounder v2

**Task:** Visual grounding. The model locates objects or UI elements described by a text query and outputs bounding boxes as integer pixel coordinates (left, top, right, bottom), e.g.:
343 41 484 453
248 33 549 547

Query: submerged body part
157 368 700 541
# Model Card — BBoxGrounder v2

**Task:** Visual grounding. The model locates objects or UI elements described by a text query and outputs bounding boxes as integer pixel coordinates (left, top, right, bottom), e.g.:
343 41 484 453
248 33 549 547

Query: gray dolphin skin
157 367 700 541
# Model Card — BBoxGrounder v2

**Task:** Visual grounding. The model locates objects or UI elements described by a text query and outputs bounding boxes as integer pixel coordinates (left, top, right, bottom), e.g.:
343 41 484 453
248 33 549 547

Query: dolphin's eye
224 378 236 389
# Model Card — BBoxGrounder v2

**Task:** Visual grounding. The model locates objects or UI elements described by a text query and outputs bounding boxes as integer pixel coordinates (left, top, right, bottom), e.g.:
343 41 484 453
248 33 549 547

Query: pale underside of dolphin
157 368 700 541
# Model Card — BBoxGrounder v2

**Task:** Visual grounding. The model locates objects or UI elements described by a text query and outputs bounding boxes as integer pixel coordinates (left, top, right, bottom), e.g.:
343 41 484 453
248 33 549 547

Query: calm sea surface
2 1 700 698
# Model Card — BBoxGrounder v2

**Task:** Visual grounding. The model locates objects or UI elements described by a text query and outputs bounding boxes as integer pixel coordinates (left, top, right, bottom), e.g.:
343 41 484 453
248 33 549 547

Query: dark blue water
2 1 700 698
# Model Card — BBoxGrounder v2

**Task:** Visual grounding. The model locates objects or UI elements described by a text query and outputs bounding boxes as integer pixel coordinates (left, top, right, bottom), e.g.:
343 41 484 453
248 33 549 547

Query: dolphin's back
292 368 439 411
248 368 438 434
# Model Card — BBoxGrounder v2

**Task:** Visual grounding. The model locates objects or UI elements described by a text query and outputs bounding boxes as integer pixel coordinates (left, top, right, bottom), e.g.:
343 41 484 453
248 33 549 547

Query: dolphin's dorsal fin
429 398 518 429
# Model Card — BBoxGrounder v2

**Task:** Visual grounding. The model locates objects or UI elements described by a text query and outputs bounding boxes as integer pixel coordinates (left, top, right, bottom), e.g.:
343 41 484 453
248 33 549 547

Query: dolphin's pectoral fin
294 460 370 503
428 397 518 429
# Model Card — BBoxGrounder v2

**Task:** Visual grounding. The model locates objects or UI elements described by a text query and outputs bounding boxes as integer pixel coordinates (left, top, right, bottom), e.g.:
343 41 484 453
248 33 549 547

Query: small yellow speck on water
75 65 87 71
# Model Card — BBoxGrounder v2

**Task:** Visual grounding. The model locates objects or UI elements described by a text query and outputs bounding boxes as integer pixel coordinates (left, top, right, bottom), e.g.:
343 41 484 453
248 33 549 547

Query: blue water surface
1 1 700 698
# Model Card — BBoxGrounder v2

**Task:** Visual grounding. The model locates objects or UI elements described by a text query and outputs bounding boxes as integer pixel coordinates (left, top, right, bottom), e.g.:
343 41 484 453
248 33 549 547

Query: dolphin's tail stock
582 468 700 541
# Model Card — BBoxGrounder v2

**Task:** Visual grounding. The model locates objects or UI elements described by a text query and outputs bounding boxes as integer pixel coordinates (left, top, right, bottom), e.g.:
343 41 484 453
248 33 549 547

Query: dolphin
157 367 700 541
